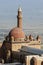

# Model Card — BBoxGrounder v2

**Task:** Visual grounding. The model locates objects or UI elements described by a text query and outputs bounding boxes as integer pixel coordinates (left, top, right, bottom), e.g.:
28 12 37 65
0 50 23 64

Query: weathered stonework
0 7 42 65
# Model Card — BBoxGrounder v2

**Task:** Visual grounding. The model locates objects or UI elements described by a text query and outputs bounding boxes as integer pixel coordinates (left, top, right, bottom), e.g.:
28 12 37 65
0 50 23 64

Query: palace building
0 7 43 65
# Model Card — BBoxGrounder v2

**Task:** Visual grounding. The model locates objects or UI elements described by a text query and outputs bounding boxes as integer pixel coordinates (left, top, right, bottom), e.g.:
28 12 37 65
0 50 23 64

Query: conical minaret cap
18 7 22 12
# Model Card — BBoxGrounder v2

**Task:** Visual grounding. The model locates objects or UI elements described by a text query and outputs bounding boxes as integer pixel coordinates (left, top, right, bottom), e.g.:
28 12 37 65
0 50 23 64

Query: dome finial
18 6 22 11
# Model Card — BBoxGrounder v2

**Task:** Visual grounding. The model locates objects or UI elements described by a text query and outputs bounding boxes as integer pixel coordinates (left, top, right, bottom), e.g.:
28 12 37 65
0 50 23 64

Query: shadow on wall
41 61 43 65
0 40 12 63
30 57 37 65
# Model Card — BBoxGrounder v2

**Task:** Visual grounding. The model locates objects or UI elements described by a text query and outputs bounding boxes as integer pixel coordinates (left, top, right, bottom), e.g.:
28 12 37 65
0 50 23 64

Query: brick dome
9 27 25 39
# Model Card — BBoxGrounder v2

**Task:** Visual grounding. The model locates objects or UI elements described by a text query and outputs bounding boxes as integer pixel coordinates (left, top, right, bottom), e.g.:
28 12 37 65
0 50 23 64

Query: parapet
25 35 41 43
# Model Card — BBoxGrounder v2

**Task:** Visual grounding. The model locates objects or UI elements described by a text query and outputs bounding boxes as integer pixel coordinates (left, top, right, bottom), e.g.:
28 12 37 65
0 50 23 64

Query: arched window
41 61 43 65
30 57 37 65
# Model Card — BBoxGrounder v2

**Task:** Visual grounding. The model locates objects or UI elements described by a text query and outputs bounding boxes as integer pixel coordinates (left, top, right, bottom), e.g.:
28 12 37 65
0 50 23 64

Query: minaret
17 7 22 29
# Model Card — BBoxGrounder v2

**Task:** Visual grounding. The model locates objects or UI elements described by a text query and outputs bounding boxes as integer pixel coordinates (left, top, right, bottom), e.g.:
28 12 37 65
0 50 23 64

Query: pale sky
0 0 43 29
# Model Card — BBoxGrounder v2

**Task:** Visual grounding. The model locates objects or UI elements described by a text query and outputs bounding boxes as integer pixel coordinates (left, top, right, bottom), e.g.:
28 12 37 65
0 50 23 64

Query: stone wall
25 55 43 65
0 40 41 52
0 42 2 48
12 41 41 52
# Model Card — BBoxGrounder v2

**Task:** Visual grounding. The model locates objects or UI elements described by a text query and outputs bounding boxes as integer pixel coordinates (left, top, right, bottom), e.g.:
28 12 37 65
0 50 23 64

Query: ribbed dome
9 27 25 39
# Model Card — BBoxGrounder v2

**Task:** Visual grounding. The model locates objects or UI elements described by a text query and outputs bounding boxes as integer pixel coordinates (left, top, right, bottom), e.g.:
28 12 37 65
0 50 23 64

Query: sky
0 0 43 29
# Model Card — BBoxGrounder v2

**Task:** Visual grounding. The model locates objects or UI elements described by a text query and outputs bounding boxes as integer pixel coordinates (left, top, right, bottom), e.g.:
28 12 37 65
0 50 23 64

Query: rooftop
20 46 43 55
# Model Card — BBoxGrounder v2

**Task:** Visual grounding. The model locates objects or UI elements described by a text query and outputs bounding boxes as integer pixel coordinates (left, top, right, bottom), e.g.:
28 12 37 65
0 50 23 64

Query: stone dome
9 27 25 40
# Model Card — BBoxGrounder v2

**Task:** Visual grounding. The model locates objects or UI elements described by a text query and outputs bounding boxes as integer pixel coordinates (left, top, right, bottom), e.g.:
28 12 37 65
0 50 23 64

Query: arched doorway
30 57 37 65
41 61 43 65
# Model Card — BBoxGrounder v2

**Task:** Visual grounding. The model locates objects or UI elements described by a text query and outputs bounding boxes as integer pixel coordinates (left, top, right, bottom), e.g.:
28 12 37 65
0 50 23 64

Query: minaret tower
17 7 22 29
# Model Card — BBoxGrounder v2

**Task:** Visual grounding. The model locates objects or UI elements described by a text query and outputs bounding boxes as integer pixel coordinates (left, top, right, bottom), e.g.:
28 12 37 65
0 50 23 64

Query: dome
9 27 25 39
